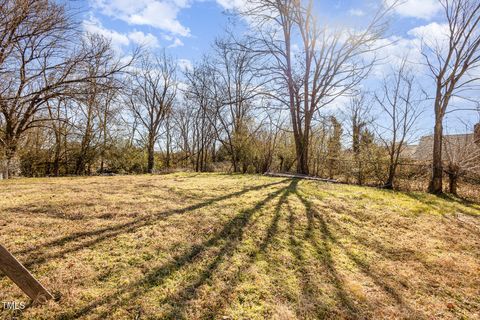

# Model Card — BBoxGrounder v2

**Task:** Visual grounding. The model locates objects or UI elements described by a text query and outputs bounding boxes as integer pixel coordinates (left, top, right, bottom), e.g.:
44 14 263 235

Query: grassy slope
0 173 479 320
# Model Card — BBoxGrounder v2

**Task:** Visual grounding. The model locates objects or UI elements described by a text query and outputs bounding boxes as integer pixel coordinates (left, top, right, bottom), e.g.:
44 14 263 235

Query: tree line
1 0 479 195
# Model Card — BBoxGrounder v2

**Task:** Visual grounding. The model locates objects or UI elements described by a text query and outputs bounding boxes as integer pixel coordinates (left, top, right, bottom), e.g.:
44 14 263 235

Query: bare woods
1 0 479 196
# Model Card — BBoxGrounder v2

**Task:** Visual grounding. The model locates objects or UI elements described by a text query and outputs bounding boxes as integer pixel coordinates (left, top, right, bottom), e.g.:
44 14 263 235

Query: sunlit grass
0 173 478 319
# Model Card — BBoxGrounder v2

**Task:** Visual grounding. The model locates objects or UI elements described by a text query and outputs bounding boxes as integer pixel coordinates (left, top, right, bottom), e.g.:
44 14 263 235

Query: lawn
0 173 479 319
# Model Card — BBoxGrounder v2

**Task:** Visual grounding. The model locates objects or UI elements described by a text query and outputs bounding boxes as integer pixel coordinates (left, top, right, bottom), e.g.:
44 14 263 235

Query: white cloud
368 22 451 78
168 38 184 48
83 16 160 51
83 17 130 51
128 30 160 48
215 0 248 11
388 0 442 20
92 0 191 37
349 9 365 17
370 36 423 77
407 22 449 44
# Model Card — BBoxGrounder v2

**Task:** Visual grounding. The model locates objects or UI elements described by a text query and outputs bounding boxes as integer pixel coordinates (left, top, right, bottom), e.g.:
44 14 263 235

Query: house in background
399 144 418 159
411 123 480 162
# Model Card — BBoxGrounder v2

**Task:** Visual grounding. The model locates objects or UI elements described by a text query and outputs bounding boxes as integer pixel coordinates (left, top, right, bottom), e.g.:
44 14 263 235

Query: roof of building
412 133 478 161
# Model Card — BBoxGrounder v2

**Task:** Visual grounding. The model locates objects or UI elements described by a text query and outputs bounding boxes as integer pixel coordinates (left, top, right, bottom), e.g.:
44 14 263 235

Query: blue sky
70 0 479 137
74 0 446 64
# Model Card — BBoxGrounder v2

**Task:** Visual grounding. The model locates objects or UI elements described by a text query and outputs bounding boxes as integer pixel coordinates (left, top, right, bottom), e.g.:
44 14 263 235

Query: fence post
0 244 53 304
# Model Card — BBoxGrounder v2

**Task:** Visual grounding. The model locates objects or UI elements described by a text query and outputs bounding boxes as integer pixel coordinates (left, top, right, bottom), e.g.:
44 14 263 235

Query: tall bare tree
172 101 195 168
127 53 177 173
184 61 218 172
421 0 480 193
207 39 265 172
46 98 72 176
344 93 373 185
326 116 343 179
375 59 424 189
74 36 122 175
239 0 393 174
0 0 131 178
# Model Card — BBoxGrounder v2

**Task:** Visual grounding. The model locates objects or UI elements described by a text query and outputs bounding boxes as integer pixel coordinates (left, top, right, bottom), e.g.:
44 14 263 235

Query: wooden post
0 244 53 304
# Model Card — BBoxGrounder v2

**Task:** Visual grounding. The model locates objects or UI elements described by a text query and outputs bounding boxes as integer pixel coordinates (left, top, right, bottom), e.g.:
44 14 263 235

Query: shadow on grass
438 193 480 208
292 187 361 319
198 179 298 319
402 192 480 216
59 182 292 319
12 180 289 270
286 181 332 318
10 177 449 319
293 184 425 319
159 180 299 319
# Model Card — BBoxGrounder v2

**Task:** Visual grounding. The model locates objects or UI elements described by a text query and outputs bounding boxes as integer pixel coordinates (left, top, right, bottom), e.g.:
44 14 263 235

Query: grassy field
0 173 479 320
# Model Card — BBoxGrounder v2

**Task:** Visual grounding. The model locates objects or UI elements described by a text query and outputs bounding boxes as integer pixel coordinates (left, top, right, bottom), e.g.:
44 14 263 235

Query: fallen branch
264 172 339 183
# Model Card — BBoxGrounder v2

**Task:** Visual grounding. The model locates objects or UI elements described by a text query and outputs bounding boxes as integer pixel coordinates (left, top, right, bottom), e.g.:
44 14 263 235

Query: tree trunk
165 145 170 169
448 172 458 195
428 119 443 194
295 137 309 175
53 130 62 177
232 158 238 173
75 156 85 175
3 140 18 179
211 141 216 163
384 163 396 189
165 123 171 169
147 139 155 174
355 155 363 185
328 158 337 180
4 157 11 180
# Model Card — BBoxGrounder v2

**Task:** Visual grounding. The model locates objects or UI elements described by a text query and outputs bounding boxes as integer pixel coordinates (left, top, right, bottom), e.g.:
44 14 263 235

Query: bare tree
344 93 374 185
0 0 132 178
127 53 177 173
184 61 218 172
74 36 123 175
172 101 195 168
420 0 480 193
46 98 72 176
443 123 480 195
207 39 265 172
98 85 118 174
375 59 424 189
238 0 394 174
326 116 343 179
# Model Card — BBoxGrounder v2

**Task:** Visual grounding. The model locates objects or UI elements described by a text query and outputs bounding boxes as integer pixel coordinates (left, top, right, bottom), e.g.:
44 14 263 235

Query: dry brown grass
0 173 479 319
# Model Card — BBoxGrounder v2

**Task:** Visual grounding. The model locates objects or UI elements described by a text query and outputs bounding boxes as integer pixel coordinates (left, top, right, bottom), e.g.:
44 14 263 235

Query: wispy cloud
83 16 160 52
387 0 442 20
91 0 192 37
349 8 365 17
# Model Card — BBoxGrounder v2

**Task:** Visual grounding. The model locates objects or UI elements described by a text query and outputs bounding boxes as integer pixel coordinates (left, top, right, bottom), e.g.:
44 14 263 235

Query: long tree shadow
438 193 480 208
294 186 424 319
403 192 480 217
159 181 299 319
292 187 361 319
60 183 291 319
7 182 196 221
198 180 298 319
400 192 480 237
286 183 332 318
328 220 422 263
12 180 289 270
